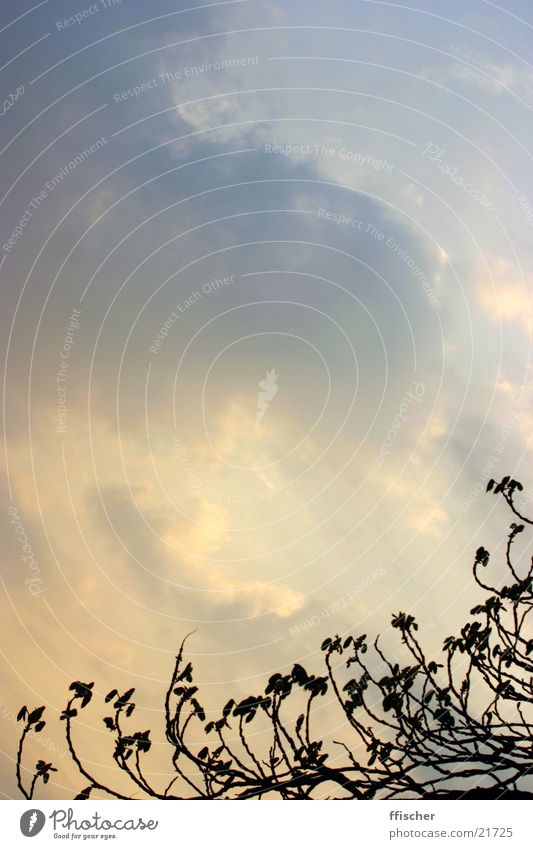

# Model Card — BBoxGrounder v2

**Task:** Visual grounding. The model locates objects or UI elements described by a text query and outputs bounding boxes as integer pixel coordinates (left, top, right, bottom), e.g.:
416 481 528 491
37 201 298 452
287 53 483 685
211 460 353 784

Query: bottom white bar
2 799 530 848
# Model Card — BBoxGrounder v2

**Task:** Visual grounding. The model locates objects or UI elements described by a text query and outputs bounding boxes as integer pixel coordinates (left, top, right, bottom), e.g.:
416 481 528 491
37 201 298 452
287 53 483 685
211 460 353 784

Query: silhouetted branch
15 475 533 799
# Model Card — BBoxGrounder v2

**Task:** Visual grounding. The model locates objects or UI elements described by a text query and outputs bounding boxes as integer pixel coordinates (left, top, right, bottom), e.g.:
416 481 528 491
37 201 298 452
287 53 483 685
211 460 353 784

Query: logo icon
256 368 279 426
20 809 46 837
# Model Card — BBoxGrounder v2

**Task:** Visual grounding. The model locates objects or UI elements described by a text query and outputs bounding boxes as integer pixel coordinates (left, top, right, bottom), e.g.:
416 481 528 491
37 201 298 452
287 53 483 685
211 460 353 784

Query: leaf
435 707 455 728
34 721 46 732
28 706 45 724
178 662 193 683
70 682 94 708
60 708 77 721
137 732 152 753
198 746 209 760
115 688 135 707
321 638 332 651
475 547 490 567
17 707 27 722
382 693 400 713
74 786 92 800
103 717 115 731
291 663 309 685
126 703 135 717
222 699 234 718
105 689 118 703
181 686 198 701
191 699 206 722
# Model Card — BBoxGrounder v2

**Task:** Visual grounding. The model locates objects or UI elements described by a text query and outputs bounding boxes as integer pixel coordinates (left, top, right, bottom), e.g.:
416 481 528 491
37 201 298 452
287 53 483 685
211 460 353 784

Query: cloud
374 423 450 539
402 182 424 207
476 256 533 334
4 402 305 623
447 50 533 100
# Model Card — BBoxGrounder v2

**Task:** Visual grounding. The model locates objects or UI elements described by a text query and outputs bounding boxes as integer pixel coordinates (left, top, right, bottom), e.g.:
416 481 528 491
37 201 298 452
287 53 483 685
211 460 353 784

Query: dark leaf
60 708 77 721
291 663 309 685
191 699 206 722
115 688 135 707
28 706 45 724
178 662 193 683
222 699 234 718
74 786 92 800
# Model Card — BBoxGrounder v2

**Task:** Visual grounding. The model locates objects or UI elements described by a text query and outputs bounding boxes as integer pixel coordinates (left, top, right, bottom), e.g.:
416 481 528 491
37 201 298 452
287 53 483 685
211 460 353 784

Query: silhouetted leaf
60 708 77 721
28 707 45 724
115 688 135 708
191 699 206 721
74 786 92 800
222 699 234 718
178 662 193 683
291 663 309 685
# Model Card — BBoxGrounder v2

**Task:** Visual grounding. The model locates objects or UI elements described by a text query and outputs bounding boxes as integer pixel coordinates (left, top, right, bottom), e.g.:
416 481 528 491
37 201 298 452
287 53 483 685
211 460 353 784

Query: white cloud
476 256 533 334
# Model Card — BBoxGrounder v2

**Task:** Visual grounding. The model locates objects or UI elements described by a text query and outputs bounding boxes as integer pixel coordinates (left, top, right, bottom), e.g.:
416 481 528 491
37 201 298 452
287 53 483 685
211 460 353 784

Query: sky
1 0 533 799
